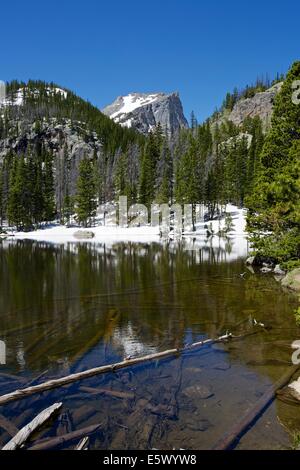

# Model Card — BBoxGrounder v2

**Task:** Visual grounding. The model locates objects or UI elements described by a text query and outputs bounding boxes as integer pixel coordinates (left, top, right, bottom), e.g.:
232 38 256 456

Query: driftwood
276 388 300 406
0 414 19 437
212 365 300 450
79 386 135 400
71 405 96 427
2 402 62 450
0 333 233 406
27 423 101 450
0 329 265 407
75 436 89 450
26 370 49 387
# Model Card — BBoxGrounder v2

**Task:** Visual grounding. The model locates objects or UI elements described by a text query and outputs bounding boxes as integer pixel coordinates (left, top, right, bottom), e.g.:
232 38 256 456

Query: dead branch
2 402 62 450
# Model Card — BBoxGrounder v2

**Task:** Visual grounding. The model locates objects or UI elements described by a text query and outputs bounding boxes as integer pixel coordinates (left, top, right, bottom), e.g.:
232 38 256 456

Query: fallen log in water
212 365 300 450
27 423 101 450
0 372 27 384
26 370 49 387
0 333 232 406
75 436 89 450
0 329 266 407
2 402 62 450
79 386 135 400
0 414 19 437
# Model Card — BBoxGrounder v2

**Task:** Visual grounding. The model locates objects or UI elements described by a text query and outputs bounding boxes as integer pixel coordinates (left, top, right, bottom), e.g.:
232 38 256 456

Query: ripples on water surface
0 237 299 449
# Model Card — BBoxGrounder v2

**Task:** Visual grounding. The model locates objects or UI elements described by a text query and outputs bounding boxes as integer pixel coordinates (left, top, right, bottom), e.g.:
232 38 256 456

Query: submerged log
27 423 101 450
26 370 49 387
2 402 62 450
0 372 27 384
75 436 89 450
79 386 134 400
0 414 19 437
0 333 233 406
212 365 300 450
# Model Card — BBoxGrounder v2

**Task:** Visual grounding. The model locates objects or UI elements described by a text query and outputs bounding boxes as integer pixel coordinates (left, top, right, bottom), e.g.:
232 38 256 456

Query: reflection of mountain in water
112 322 157 358
0 240 295 379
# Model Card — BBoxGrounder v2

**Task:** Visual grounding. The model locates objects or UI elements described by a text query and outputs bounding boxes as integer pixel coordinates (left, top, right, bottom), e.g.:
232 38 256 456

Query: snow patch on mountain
103 92 188 134
109 93 164 121
0 87 67 108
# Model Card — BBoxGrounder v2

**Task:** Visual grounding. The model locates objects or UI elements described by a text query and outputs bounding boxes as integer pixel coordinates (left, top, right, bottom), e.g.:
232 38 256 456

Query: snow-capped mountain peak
102 91 188 134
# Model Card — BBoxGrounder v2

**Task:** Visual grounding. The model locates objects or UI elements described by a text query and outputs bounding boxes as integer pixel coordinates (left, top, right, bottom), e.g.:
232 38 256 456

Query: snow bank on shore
8 205 248 249
11 225 161 244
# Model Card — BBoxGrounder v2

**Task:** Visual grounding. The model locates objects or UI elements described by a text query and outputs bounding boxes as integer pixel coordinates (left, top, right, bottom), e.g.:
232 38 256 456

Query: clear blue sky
0 0 299 123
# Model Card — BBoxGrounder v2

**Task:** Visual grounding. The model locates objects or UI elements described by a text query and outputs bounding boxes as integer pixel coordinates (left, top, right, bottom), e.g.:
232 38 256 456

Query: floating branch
0 328 265 407
2 402 62 450
27 423 101 450
0 333 233 406
75 436 89 450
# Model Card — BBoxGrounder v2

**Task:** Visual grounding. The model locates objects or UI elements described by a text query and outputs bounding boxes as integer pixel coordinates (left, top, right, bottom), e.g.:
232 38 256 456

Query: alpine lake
0 235 299 450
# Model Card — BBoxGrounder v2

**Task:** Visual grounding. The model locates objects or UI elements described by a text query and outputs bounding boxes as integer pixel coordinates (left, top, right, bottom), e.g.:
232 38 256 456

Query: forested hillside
1 64 299 271
247 61 300 269
0 80 144 228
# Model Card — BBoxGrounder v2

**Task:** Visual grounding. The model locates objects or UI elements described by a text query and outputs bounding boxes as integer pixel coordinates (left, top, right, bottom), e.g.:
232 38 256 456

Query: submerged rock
281 268 300 292
73 230 95 239
261 266 273 274
183 384 214 400
274 264 286 276
246 254 275 268
246 256 256 266
185 418 213 432
288 377 300 401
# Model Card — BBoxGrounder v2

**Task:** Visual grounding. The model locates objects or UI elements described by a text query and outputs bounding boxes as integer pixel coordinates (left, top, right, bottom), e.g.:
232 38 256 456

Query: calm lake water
0 238 299 449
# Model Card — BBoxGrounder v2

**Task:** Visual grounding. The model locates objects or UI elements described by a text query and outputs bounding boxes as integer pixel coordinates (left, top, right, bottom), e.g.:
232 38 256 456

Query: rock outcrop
73 230 95 239
227 82 283 129
0 118 103 197
281 268 300 292
102 92 188 134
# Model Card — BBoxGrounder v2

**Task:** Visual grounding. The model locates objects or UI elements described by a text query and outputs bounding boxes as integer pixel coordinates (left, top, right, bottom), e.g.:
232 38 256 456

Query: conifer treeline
2 69 300 268
0 147 55 229
2 80 145 154
247 61 300 269
0 79 265 230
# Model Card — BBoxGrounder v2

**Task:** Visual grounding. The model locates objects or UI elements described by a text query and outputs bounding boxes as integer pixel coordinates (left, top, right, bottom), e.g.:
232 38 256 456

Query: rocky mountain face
226 82 283 129
0 117 103 203
0 81 145 203
102 92 188 134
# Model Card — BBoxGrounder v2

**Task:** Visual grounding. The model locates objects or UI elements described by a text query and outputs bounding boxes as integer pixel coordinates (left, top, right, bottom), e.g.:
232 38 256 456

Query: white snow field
7 205 249 260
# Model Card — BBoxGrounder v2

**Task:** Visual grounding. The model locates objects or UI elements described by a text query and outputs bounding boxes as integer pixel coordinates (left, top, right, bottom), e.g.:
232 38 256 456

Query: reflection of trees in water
0 241 296 377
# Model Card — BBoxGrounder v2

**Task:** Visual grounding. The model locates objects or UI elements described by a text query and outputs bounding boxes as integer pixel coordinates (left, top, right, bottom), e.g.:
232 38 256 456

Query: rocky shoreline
246 255 300 293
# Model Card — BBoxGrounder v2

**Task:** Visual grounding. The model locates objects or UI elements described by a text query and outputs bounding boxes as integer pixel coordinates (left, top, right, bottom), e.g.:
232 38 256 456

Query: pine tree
156 144 173 204
247 61 300 267
75 157 97 227
190 111 198 130
139 129 162 207
62 191 74 225
7 156 31 229
43 151 55 222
